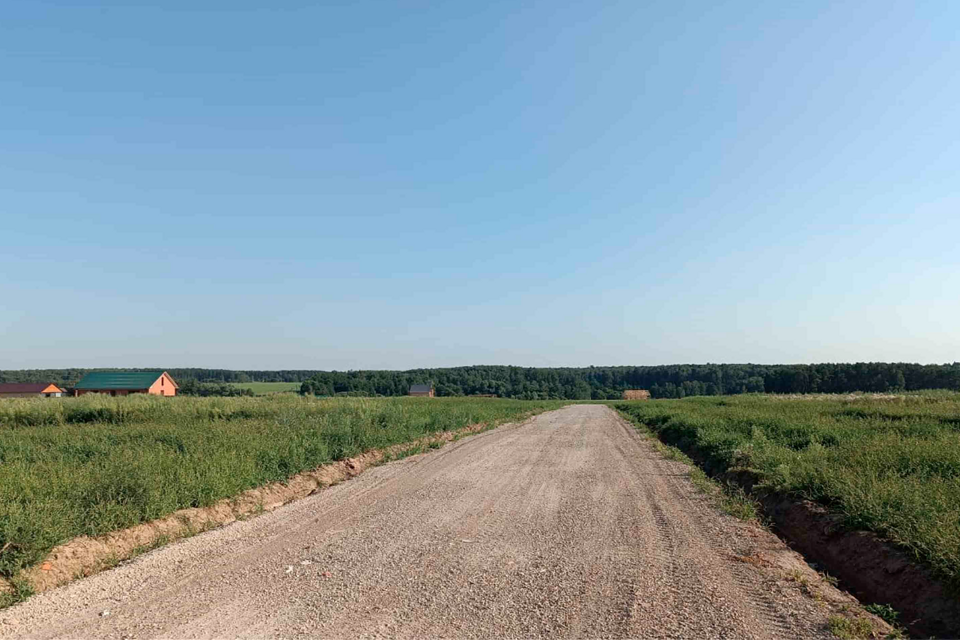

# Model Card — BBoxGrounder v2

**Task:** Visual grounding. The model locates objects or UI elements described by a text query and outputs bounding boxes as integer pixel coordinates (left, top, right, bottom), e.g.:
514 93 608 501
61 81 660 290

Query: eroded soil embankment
762 496 960 638
2 418 504 596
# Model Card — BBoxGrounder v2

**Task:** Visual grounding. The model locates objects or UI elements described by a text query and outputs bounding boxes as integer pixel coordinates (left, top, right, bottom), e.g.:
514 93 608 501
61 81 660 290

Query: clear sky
2 1 958 370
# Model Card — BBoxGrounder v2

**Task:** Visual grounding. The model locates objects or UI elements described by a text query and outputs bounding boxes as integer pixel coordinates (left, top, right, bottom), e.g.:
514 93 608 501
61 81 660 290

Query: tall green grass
615 393 960 585
0 395 562 578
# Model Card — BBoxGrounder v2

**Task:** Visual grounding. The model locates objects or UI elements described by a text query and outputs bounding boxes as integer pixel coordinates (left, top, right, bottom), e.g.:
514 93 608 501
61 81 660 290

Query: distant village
0 373 653 401
0 373 654 401
0 371 178 398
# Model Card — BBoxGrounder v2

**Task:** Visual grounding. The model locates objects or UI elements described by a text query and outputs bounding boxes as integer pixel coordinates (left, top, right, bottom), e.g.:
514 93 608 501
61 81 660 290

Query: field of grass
0 395 564 581
615 392 960 586
225 381 302 395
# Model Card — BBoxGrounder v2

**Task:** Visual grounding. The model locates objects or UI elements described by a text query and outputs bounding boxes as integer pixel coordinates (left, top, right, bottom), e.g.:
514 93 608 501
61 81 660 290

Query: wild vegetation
0 395 562 580
225 381 302 395
615 392 960 586
177 379 255 397
175 380 299 396
3 362 959 399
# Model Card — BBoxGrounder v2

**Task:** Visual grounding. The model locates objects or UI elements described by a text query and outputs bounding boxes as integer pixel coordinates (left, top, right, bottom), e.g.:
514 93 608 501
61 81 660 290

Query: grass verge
615 408 760 521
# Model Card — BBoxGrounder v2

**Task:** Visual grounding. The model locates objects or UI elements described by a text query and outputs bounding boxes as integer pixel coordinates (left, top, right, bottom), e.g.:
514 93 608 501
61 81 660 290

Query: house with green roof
73 371 178 397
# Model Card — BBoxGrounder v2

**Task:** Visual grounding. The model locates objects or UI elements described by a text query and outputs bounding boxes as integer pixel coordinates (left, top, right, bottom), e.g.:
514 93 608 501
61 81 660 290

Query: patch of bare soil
4 419 501 596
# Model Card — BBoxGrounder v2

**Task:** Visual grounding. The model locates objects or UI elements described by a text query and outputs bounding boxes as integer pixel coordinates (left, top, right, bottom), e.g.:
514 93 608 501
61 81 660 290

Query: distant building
622 389 651 400
74 371 179 397
409 383 435 397
0 382 65 398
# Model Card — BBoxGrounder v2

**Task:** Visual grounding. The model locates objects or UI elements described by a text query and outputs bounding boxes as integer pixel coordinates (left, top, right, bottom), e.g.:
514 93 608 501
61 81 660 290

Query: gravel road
1 405 837 639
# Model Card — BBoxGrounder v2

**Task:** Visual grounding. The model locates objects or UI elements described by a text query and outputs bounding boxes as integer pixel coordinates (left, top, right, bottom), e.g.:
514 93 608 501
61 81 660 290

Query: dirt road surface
1 405 838 639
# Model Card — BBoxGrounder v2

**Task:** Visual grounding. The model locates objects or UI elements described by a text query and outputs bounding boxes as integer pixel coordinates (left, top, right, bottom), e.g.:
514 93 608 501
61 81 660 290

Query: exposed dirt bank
763 496 960 638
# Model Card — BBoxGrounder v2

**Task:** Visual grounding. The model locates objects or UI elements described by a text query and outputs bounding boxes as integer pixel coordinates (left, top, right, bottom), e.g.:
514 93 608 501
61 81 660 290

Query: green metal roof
74 371 169 390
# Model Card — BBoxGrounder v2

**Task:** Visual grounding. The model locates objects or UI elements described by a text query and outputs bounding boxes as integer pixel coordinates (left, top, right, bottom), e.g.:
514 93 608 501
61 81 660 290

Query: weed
789 569 808 587
828 614 873 639
717 482 759 521
98 553 121 571
863 603 899 625
394 444 426 459
0 577 34 609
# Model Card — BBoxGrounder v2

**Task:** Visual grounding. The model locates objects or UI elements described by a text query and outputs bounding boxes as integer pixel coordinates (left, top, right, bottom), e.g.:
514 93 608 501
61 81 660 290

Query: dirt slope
1 405 852 639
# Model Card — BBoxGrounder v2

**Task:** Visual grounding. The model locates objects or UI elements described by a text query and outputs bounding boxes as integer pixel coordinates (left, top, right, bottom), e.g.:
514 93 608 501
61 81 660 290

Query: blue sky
2 1 958 369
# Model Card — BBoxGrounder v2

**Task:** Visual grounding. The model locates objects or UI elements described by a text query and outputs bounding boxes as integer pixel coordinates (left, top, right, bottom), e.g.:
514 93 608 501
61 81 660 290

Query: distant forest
2 363 959 399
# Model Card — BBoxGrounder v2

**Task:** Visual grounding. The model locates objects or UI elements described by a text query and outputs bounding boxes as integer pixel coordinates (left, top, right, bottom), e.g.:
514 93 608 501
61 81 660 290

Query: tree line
2 363 958 399
296 363 960 399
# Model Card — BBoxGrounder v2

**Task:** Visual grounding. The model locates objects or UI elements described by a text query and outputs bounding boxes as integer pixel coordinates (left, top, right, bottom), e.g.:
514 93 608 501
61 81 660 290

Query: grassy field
615 392 960 586
225 381 302 395
0 395 564 582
